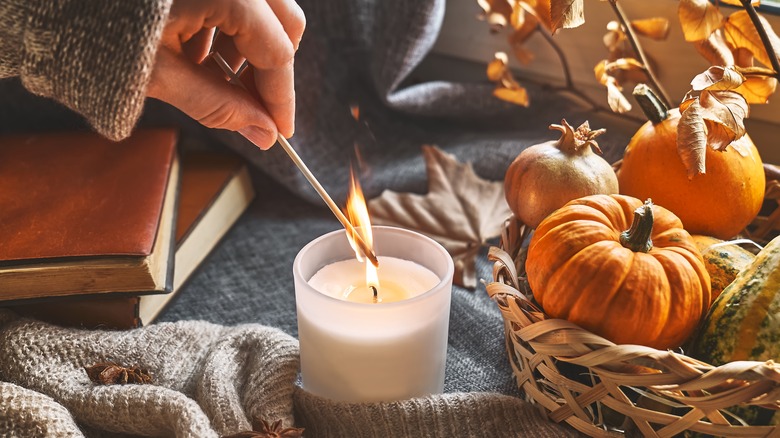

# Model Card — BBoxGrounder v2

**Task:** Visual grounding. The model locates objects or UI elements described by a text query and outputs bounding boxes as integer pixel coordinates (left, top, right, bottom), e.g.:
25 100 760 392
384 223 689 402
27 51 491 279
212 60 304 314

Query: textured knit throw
0 310 576 437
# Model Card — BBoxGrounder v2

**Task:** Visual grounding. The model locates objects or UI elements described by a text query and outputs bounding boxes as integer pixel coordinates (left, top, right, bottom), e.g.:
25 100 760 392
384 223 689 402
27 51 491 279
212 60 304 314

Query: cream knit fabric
0 310 577 437
0 310 299 437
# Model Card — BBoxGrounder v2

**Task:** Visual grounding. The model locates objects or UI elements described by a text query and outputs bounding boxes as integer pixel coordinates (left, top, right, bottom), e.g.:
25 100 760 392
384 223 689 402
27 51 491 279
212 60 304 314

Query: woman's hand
147 0 305 149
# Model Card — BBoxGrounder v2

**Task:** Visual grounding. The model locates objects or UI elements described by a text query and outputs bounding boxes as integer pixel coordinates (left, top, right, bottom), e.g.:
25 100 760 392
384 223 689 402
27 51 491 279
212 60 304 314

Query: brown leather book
0 129 179 301
11 151 255 329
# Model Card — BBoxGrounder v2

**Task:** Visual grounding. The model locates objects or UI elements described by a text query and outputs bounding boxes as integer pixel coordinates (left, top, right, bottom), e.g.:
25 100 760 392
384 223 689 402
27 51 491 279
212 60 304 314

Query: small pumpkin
690 233 780 366
691 235 755 305
616 86 764 240
689 234 780 427
526 194 711 349
504 119 618 228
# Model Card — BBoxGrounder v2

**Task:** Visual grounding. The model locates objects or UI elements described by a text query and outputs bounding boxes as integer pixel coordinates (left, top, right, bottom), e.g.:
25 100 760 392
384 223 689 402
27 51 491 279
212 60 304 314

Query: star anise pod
85 362 152 385
221 418 304 438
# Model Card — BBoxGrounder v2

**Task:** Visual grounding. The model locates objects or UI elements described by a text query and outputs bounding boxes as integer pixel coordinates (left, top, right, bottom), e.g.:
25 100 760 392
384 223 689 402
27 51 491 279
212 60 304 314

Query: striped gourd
691 234 780 366
689 235 780 427
691 235 755 306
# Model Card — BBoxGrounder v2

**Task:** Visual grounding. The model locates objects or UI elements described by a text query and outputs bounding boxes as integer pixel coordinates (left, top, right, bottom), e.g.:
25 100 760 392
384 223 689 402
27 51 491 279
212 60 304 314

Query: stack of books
0 129 255 329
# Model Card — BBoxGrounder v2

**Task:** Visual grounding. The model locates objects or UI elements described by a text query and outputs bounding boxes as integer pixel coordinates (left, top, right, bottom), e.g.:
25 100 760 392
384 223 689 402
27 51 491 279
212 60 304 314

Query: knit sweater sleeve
0 0 172 140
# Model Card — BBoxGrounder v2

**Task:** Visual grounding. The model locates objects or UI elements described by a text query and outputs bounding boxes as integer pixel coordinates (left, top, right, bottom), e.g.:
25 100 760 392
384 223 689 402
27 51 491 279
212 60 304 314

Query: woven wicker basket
487 217 780 437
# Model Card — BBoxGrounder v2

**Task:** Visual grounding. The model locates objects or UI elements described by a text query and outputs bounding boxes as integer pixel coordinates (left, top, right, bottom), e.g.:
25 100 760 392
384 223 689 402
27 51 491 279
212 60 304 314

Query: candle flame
345 167 379 291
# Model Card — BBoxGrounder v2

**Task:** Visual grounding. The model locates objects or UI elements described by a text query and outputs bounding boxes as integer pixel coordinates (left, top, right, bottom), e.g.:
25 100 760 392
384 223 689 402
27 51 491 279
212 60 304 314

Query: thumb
147 47 278 149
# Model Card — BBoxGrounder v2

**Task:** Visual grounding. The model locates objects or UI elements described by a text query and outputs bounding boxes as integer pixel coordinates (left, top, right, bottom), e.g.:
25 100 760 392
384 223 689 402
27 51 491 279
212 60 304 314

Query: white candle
294 226 454 403
307 256 439 304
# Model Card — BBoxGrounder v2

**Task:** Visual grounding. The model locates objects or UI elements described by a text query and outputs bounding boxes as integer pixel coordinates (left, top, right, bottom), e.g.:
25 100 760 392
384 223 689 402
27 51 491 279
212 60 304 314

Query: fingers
266 0 307 50
147 47 278 149
156 0 306 141
182 28 215 64
211 32 245 72
227 0 305 138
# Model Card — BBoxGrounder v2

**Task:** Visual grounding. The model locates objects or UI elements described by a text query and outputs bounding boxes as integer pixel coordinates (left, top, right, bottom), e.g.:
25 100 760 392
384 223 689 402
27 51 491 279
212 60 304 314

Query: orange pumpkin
526 194 711 349
616 88 764 240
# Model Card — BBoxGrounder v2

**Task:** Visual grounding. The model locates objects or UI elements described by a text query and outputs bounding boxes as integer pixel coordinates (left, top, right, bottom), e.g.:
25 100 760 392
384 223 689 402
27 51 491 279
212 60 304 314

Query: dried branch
536 24 646 124
607 0 673 109
741 0 780 78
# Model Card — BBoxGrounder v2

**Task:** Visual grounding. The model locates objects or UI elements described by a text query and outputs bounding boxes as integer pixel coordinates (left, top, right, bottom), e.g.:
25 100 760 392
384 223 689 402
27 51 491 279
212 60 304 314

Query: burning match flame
345 167 379 293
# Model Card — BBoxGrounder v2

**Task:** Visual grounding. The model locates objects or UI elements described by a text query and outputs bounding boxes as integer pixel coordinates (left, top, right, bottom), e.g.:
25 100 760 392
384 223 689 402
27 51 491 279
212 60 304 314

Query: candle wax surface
307 256 440 304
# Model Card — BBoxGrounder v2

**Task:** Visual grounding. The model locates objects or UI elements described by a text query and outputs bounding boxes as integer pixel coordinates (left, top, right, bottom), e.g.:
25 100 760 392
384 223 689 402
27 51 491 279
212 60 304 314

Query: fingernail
239 126 275 150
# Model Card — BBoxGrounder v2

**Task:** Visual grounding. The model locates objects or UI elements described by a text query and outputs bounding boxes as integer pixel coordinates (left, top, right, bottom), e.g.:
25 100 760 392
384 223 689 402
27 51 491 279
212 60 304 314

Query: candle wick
369 285 378 299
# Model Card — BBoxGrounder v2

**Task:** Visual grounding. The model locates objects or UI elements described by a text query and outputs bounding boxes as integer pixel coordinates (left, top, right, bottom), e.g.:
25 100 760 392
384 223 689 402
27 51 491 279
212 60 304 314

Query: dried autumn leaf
678 97 708 178
734 48 755 68
724 10 780 69
690 66 745 91
694 29 735 66
605 57 647 83
604 21 627 59
678 0 723 42
594 60 609 84
594 60 633 113
368 146 512 289
631 17 671 40
508 9 539 64
550 0 584 34
720 0 760 6
735 75 778 104
729 134 753 157
699 89 749 147
521 0 553 32
487 52 508 81
493 86 530 106
510 2 524 29
486 52 530 106
508 35 535 64
477 0 514 29
605 80 632 113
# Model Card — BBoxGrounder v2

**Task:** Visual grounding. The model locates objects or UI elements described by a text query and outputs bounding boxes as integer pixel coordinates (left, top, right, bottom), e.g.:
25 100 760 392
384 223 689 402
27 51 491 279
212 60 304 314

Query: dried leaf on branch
519 0 553 33
508 6 540 64
631 17 671 40
594 58 646 113
694 30 736 66
724 10 780 69
720 0 759 5
678 0 724 42
486 52 530 106
477 0 514 30
689 67 749 146
368 146 512 289
735 66 779 103
550 0 585 34
699 90 749 145
603 21 628 59
678 98 708 178
690 65 745 91
677 66 750 178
